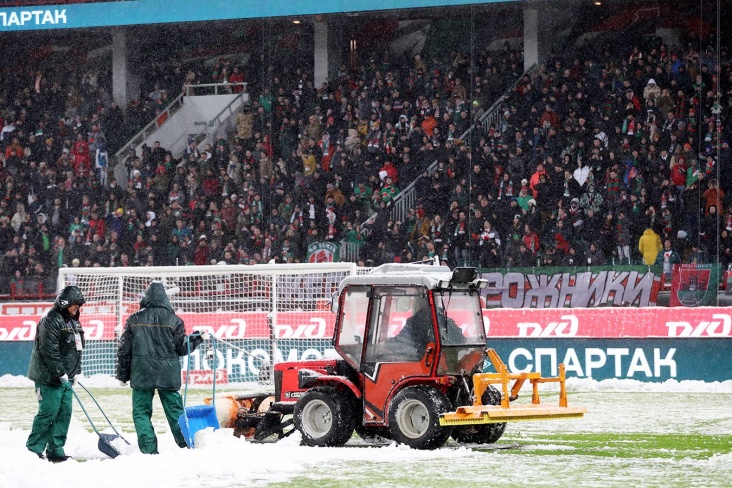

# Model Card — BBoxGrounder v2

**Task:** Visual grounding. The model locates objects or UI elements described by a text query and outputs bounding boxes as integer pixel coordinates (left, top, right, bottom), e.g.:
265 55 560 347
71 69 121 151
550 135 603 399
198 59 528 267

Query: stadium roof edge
0 0 519 32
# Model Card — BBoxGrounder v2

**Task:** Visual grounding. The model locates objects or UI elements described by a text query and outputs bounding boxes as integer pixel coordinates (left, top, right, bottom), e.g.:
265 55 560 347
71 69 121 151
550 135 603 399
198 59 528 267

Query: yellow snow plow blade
440 348 587 426
440 404 587 425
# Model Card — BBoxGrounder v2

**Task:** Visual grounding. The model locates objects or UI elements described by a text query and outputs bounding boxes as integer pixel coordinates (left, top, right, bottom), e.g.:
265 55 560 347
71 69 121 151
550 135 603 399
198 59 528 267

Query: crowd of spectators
0 25 730 298
0 42 523 295
438 42 732 275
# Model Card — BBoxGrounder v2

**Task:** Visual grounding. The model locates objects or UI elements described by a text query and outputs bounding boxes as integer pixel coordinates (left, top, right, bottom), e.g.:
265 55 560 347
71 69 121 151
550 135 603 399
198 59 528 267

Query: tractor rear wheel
388 386 452 450
451 385 507 444
294 386 356 447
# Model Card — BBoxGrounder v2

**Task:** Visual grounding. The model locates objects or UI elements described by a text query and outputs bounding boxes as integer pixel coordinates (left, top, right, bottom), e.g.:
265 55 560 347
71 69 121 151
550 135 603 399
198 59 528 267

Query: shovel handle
183 334 217 410
68 385 102 436
183 335 191 408
75 381 125 438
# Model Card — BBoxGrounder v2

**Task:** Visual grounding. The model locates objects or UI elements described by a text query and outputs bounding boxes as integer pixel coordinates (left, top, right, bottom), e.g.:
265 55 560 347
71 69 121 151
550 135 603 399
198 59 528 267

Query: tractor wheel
354 424 392 442
388 386 453 450
294 386 356 447
452 385 507 444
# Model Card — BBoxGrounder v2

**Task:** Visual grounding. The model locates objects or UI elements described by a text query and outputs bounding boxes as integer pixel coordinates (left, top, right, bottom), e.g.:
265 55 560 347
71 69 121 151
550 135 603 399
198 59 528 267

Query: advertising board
1 307 729 382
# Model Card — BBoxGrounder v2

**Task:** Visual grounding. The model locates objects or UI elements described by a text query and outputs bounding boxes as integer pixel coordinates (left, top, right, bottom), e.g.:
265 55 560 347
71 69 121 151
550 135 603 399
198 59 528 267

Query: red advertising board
181 369 228 385
483 307 732 338
1 307 731 341
0 312 327 342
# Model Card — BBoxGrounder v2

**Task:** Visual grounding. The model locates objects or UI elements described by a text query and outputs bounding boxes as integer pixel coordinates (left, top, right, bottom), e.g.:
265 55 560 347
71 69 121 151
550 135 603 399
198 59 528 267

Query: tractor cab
334 264 487 374
332 264 488 423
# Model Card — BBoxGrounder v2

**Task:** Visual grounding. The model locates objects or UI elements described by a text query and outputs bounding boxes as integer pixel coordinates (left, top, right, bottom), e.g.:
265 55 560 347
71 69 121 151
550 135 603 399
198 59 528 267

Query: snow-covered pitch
1 375 731 488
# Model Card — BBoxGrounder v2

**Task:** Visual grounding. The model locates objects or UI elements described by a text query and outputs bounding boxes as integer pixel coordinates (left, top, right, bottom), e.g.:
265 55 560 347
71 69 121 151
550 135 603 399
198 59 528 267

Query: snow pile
0 375 33 387
107 435 137 456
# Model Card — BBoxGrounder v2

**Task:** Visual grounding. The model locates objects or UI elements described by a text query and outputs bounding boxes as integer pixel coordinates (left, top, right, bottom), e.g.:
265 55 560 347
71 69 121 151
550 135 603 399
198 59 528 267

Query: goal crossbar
58 263 361 387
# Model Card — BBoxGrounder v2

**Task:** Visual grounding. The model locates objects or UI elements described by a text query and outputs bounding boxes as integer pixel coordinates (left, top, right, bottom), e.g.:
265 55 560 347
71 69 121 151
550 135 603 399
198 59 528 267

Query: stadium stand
0 4 730 300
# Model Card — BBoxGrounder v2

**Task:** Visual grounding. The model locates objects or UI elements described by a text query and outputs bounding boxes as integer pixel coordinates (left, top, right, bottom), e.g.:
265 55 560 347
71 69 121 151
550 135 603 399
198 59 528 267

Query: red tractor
220 263 585 449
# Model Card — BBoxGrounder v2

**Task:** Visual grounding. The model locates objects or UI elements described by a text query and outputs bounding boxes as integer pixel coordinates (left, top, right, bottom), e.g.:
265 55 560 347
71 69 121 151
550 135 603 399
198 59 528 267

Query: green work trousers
26 382 72 458
132 388 187 454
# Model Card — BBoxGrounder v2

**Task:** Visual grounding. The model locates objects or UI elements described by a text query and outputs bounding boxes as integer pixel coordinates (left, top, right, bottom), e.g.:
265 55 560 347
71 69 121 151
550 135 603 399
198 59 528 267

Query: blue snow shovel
178 333 219 448
70 381 131 458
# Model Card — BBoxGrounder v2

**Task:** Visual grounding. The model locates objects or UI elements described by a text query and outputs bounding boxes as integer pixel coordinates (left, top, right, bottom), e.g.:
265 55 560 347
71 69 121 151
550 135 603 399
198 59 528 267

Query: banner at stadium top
1 307 731 341
0 0 512 31
480 265 663 308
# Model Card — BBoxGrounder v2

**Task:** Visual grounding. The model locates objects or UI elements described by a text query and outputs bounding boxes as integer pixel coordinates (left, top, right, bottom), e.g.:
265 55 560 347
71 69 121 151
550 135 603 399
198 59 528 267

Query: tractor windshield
435 290 486 375
435 290 486 346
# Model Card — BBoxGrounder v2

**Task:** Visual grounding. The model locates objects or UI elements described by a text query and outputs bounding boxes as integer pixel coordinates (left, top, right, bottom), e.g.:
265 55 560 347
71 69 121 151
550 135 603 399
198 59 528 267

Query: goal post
57 263 362 387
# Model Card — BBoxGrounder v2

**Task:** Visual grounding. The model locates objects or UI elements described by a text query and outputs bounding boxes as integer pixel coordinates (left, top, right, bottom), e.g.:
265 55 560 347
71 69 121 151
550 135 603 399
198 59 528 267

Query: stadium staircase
112 83 249 183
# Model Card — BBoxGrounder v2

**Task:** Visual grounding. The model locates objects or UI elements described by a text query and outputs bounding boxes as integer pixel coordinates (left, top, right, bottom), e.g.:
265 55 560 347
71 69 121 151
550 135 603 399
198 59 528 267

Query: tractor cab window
364 286 432 362
334 286 370 367
434 290 487 375
434 291 486 346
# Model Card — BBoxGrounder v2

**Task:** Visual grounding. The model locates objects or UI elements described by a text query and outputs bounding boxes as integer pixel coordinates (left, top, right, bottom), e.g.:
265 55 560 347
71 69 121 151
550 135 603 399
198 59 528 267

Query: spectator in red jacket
522 224 541 256
86 211 106 243
529 162 547 198
380 160 398 183
228 66 245 93
193 235 211 265
539 105 561 129
670 156 688 200
71 133 90 177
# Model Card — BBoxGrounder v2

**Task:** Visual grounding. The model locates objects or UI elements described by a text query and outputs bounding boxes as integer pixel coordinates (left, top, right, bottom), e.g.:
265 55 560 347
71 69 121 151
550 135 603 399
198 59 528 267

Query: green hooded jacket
27 286 86 386
116 282 201 390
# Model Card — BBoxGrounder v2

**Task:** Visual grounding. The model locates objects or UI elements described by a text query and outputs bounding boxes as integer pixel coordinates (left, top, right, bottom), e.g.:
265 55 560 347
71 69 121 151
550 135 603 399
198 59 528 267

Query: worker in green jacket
115 281 204 454
26 285 86 463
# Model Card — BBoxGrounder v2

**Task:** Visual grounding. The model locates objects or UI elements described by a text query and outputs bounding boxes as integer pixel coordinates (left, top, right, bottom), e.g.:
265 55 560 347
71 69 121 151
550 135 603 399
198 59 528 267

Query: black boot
47 454 71 463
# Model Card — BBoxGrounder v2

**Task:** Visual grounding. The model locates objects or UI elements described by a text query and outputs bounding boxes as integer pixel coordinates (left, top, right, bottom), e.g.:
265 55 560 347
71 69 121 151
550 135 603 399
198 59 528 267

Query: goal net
57 263 362 387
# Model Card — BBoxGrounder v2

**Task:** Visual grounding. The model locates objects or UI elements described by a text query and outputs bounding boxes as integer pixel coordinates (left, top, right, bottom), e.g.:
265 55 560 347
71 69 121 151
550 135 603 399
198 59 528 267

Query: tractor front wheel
294 386 355 447
388 386 452 450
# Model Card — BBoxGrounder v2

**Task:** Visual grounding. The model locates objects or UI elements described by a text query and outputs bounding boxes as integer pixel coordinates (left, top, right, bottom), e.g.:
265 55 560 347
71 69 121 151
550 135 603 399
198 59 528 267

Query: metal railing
183 82 248 97
476 64 537 135
204 88 249 139
386 64 537 225
339 240 363 263
113 91 186 160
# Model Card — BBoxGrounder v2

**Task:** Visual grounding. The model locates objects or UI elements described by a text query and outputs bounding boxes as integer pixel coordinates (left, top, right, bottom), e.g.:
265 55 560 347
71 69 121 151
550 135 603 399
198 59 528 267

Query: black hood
140 282 173 311
55 285 86 319
55 285 86 309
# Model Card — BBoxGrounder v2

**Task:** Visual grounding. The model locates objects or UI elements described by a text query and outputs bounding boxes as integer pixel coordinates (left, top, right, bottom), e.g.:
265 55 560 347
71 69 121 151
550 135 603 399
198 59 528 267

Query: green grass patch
492 432 732 460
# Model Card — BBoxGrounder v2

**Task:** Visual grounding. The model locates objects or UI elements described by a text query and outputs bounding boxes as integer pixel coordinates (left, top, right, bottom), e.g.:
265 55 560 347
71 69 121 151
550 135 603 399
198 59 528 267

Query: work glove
59 374 69 386
190 333 203 349
191 330 211 341
190 331 210 350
